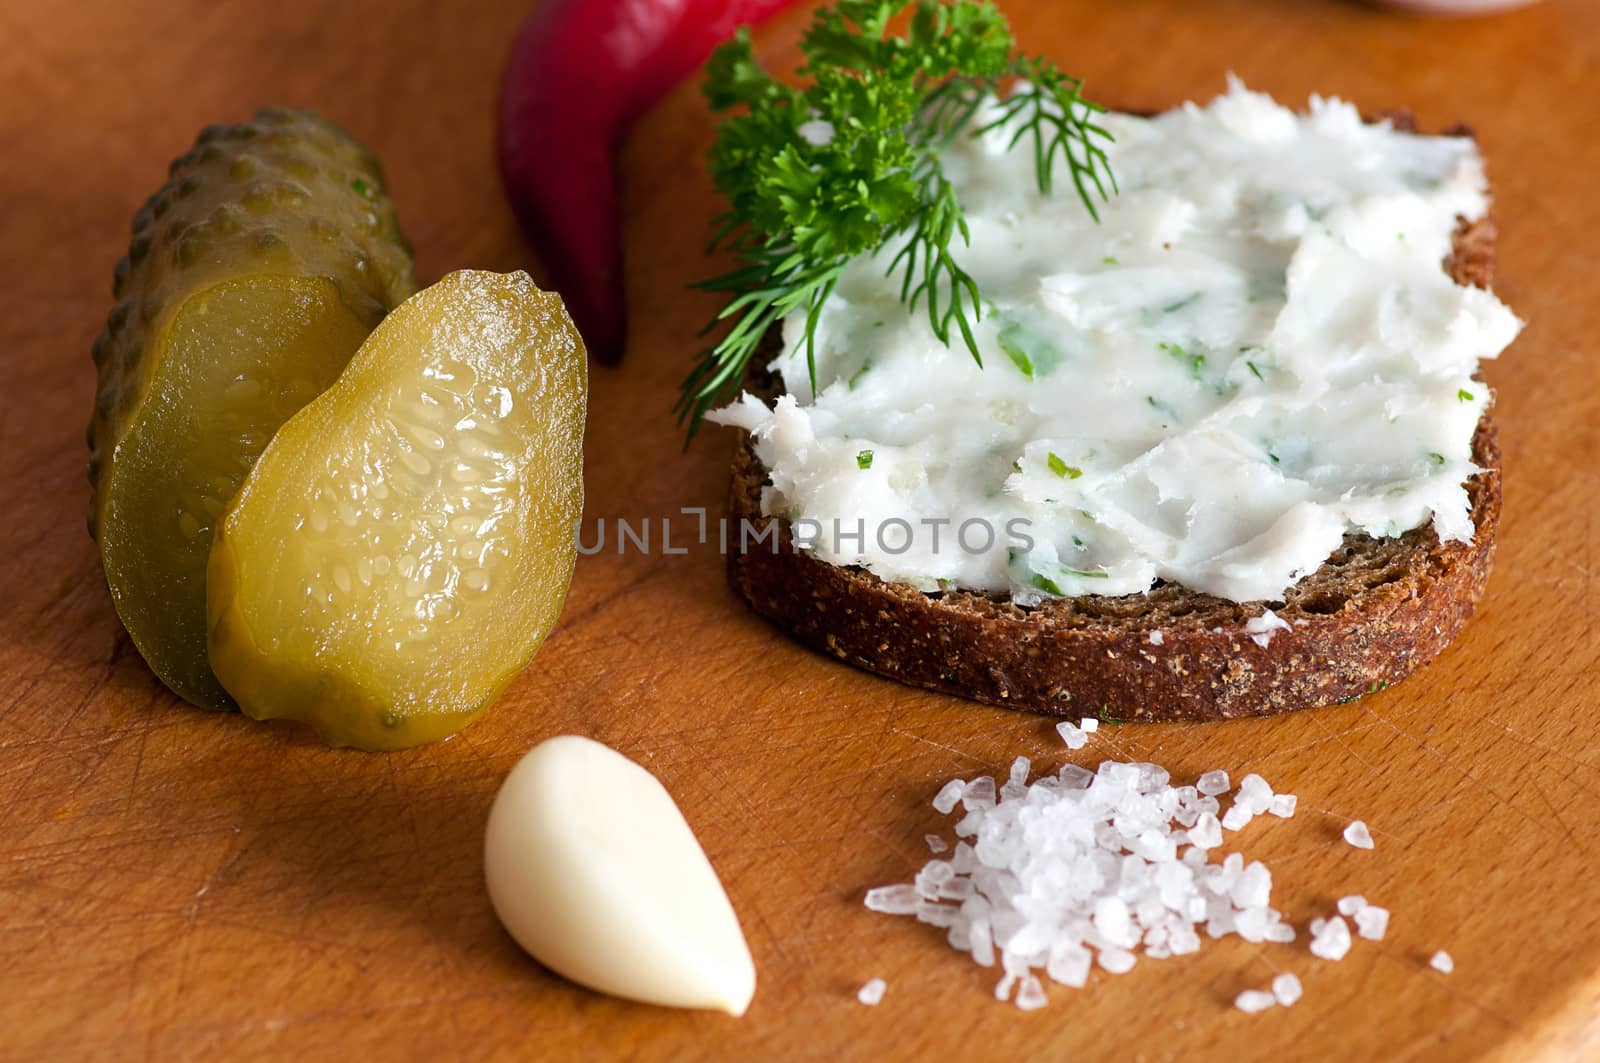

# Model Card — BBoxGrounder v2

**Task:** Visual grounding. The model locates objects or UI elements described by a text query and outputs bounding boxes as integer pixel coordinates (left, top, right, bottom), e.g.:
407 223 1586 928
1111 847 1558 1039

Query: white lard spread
710 81 1522 604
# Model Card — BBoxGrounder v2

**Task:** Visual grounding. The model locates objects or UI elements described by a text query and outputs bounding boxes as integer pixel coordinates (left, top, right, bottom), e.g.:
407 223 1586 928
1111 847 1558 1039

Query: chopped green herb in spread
1147 395 1181 423
998 320 1066 379
1066 566 1109 579
1029 571 1064 595
857 449 874 469
1159 341 1205 381
1046 451 1082 479
1030 566 1107 594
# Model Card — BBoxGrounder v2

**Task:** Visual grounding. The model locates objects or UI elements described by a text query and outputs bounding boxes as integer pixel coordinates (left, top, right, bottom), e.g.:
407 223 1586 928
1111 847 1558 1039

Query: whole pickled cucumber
88 107 415 708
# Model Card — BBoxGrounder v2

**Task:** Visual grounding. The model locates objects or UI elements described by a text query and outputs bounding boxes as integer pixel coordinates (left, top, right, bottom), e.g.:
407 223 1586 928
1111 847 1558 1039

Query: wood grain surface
3 0 1598 1059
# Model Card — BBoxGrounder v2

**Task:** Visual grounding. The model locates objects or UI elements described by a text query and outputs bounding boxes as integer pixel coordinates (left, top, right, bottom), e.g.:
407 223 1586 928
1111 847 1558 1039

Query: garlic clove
484 735 756 1016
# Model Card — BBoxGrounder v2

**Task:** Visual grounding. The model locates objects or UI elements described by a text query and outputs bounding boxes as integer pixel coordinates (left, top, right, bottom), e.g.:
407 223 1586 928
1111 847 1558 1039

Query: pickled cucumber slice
88 107 414 708
206 271 587 750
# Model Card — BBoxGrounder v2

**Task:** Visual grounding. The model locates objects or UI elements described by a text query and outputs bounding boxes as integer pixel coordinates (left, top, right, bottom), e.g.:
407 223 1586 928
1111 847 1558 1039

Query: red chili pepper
498 0 799 365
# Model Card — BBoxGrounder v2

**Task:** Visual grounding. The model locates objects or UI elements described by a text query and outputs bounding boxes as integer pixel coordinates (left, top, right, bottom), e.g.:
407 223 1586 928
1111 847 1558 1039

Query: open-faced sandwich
686 2 1521 720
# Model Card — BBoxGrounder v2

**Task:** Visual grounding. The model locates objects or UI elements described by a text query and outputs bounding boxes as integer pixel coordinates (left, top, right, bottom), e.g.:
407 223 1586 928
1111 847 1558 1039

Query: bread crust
723 128 1502 721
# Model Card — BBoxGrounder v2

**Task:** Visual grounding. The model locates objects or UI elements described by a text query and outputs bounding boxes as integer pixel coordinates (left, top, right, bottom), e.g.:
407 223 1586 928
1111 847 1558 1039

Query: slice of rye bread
722 113 1502 722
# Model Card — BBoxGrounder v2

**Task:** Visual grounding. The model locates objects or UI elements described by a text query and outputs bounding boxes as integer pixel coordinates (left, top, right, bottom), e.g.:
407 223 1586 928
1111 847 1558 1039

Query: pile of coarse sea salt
864 722 1416 1012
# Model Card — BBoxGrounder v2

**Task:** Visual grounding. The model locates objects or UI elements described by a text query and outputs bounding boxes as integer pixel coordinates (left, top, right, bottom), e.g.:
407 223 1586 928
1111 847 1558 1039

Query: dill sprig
677 0 1115 438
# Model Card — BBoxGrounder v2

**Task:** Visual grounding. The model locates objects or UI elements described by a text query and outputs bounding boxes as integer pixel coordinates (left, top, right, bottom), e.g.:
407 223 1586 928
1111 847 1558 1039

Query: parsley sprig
677 0 1115 437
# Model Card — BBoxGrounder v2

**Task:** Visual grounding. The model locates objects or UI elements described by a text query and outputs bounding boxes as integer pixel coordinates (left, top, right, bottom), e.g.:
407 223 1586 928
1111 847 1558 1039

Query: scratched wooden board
2 0 1598 1058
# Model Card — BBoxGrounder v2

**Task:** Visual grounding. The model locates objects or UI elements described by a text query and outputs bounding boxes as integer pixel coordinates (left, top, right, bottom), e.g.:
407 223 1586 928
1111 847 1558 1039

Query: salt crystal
1234 907 1270 942
970 917 995 967
932 780 966 815
1169 926 1202 955
1056 721 1088 750
914 862 955 899
1094 822 1124 852
1269 793 1298 818
1080 717 1099 733
1154 861 1194 908
993 972 1016 1001
1272 972 1303 1006
1221 805 1253 832
1236 774 1274 815
1196 770 1230 796
1098 947 1137 974
1188 812 1223 850
1309 915 1352 961
1093 896 1135 947
1355 905 1389 941
1136 763 1172 790
1234 989 1276 1013
963 776 997 811
1336 895 1367 916
857 978 886 1005
1009 756 1031 787
1047 942 1092 988
926 834 949 854
1231 862 1273 909
1134 896 1165 929
1342 820 1374 849
1430 950 1454 974
1015 974 1048 1011
1205 909 1235 939
1266 922 1297 944
938 877 974 902
1135 828 1177 863
1058 763 1094 789
865 885 921 914
1147 630 1165 646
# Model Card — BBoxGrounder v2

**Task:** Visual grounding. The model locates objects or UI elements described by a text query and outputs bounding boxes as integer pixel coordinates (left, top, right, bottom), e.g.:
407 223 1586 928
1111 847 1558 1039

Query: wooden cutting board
4 0 1599 1058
